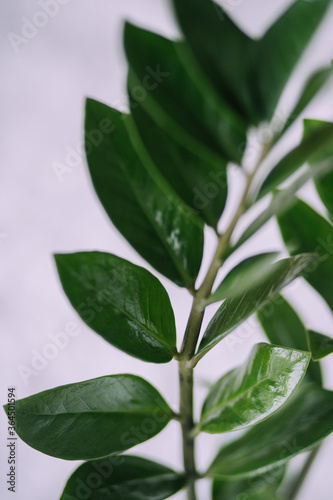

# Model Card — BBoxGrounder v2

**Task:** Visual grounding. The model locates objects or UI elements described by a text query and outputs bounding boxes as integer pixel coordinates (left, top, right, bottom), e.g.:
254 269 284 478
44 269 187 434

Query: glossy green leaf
277 197 333 310
200 343 309 433
171 0 257 122
130 93 227 228
208 253 279 303
275 66 333 141
60 455 186 500
5 375 172 460
236 160 333 251
208 383 333 478
307 330 333 361
213 466 285 500
85 98 203 288
55 252 176 363
259 120 333 198
124 23 246 164
305 119 333 219
198 254 317 359
258 295 322 384
253 0 332 120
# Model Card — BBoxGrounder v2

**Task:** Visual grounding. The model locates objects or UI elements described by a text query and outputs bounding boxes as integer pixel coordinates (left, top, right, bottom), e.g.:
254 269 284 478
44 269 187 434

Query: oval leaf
85 98 203 288
307 330 333 361
208 383 333 478
200 343 309 433
60 455 186 500
258 295 322 384
5 375 172 460
55 251 176 363
198 254 317 359
277 196 333 311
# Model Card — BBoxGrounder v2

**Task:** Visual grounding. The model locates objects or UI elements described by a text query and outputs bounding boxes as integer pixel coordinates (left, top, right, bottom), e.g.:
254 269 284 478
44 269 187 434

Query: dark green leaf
213 466 285 500
236 160 333 251
307 330 333 361
124 23 246 164
198 254 317 359
5 375 171 460
60 455 186 500
55 252 176 363
200 343 309 433
277 197 333 310
258 120 333 198
305 119 333 219
275 66 333 141
208 383 333 478
208 253 279 303
258 295 322 384
85 98 203 288
171 0 257 123
253 0 332 120
130 92 227 228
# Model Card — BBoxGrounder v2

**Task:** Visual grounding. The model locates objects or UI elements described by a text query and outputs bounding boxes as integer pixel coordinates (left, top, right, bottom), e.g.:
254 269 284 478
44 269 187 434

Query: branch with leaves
4 1 333 499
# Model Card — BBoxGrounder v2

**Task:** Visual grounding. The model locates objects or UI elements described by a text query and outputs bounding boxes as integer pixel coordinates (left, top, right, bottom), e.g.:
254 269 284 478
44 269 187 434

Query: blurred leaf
130 94 227 228
55 252 176 363
277 197 333 310
207 383 333 478
85 98 203 288
200 343 309 433
208 253 279 303
124 23 246 164
198 254 318 359
236 160 333 251
257 295 322 384
258 120 333 198
275 66 333 141
60 455 186 500
305 119 333 219
253 0 332 120
212 466 285 500
307 330 333 361
4 375 171 460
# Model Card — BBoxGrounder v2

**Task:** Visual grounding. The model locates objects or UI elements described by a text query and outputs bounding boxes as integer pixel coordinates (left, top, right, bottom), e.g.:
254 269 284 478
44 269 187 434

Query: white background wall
1 1 333 499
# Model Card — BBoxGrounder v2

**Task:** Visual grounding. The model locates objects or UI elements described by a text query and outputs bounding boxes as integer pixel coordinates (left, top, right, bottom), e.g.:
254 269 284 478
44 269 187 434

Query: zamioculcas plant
5 0 333 499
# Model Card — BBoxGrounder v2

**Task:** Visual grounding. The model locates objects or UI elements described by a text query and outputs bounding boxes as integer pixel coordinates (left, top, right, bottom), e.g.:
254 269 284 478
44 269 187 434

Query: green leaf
85 98 203 288
4 375 172 460
236 160 333 251
208 383 333 478
257 295 322 384
55 252 176 363
258 120 333 198
124 23 246 164
208 253 279 303
305 119 333 219
60 455 186 500
277 197 333 311
253 0 332 120
130 92 227 228
198 254 317 359
307 330 333 361
199 343 309 433
171 0 257 123
275 66 333 141
213 466 285 500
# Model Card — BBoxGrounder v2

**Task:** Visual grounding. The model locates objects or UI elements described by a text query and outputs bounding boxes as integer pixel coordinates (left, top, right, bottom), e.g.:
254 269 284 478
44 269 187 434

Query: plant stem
286 445 321 500
177 144 270 499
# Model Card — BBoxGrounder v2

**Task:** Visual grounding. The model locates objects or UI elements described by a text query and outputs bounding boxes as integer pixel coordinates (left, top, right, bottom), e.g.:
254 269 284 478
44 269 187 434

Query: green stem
287 445 321 500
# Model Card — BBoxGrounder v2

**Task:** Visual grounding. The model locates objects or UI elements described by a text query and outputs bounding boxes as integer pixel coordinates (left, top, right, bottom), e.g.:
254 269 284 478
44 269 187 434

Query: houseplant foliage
5 0 333 498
